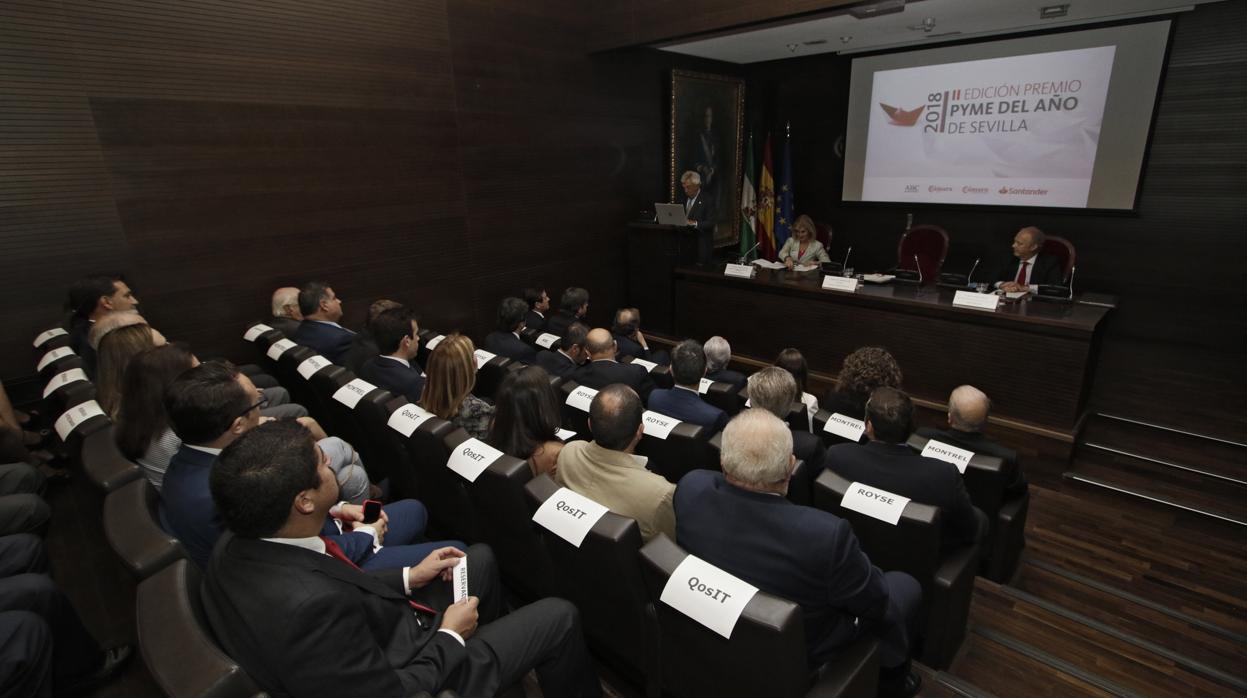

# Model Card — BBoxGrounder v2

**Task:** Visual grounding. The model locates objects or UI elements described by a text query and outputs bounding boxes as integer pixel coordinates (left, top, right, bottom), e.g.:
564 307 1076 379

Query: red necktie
319 536 437 616
1015 261 1029 285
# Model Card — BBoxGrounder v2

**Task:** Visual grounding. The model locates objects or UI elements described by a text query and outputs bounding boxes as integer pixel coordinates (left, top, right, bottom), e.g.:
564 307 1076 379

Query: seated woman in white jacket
778 214 831 269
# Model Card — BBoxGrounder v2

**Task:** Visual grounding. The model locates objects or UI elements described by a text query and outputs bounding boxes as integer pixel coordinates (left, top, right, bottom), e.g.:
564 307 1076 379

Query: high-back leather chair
785 401 810 433
306 367 369 461
463 451 557 601
896 225 949 284
1041 235 1077 283
815 221 835 248
136 559 264 698
350 390 411 486
524 475 659 694
557 379 592 437
636 419 716 485
621 356 673 390
393 412 458 520
473 354 517 402
103 477 184 579
392 420 480 542
813 471 978 669
37 350 86 385
245 326 286 378
702 380 743 416
266 345 319 416
812 409 867 448
638 534 880 698
81 423 141 492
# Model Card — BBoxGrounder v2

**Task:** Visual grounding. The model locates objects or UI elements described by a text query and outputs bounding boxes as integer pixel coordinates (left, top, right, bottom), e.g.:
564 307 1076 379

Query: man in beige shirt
554 384 675 541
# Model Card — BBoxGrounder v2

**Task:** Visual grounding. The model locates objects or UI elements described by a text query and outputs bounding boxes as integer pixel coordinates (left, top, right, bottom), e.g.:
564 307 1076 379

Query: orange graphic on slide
879 103 925 126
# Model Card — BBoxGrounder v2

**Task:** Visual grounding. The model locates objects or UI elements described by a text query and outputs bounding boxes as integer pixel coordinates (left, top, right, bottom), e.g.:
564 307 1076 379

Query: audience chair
415 328 442 366
702 380 743 417
620 356 673 390
896 225 949 285
813 471 978 669
812 409 867 448
557 379 592 437
474 354 518 402
268 344 323 420
103 476 184 579
246 326 286 378
349 389 411 486
32 328 73 355
463 449 557 601
305 366 371 463
636 419 717 485
80 423 141 492
1041 235 1077 283
786 401 811 432
525 475 660 696
37 351 87 384
638 534 880 698
394 419 478 542
137 559 263 698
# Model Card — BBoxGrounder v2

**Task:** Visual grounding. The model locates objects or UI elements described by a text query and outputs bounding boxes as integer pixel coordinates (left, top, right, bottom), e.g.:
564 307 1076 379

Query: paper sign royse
823 413 866 442
952 290 1000 311
822 275 860 293
631 358 658 372
265 339 297 361
386 403 435 438
452 557 469 603
641 411 681 440
54 401 106 441
532 487 610 547
535 333 560 349
33 328 68 348
36 347 75 373
446 438 503 483
473 349 497 370
921 439 974 474
425 334 446 351
243 324 274 342
841 482 911 525
723 263 755 278
660 554 759 640
43 368 89 398
331 378 378 409
296 355 332 380
565 385 598 412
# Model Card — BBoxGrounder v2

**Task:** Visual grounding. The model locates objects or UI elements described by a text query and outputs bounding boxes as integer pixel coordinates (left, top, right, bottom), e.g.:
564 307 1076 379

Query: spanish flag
757 134 776 259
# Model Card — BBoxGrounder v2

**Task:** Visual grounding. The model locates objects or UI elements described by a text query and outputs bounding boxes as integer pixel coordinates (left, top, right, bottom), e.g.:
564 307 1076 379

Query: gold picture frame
670 69 745 248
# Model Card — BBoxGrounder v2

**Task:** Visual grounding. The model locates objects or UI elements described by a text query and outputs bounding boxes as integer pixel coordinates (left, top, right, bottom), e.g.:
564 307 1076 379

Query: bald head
588 384 643 451
271 287 302 319
1012 226 1046 260
948 385 990 432
585 328 616 359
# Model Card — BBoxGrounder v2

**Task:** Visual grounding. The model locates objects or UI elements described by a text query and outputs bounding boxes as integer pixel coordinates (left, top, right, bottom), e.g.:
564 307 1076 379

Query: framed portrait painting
670 70 745 248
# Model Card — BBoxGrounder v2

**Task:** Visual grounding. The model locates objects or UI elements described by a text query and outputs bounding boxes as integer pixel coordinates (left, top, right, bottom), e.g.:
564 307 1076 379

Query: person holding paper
994 226 1064 293
778 215 831 270
292 281 357 363
571 329 656 403
826 388 987 551
360 306 426 404
917 385 1028 498
536 322 589 378
485 297 539 364
674 409 922 696
202 421 601 698
647 340 729 434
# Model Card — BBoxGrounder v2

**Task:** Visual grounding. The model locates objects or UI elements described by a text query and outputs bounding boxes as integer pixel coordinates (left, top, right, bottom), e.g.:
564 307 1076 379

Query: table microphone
914 254 923 284
738 242 760 264
966 257 981 285
842 246 853 270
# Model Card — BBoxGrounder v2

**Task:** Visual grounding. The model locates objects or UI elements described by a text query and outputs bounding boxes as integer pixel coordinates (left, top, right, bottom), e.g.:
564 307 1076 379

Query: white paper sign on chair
660 554 759 640
473 349 497 370
265 339 297 361
425 334 446 351
841 483 911 525
54 401 106 441
698 377 714 394
921 440 974 474
565 385 598 412
36 347 75 373
631 358 658 372
33 328 68 348
296 355 332 380
386 403 435 437
243 324 274 342
332 379 378 409
446 438 503 483
641 411 680 440
532 487 609 547
535 333 560 349
822 413 865 442
43 368 89 398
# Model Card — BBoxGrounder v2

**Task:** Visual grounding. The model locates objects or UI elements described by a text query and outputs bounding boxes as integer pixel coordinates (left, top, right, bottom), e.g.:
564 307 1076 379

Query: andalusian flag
739 133 757 260
757 134 776 259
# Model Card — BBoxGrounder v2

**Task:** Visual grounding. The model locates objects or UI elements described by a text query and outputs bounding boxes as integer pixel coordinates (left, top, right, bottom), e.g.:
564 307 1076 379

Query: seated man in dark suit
64 274 139 377
827 387 988 551
676 410 922 696
360 306 425 403
523 287 550 331
647 340 727 433
535 322 589 378
292 281 356 363
202 421 600 698
268 286 303 337
545 287 589 338
918 385 1028 498
159 361 455 570
571 328 655 403
342 299 401 374
484 297 539 364
610 307 669 365
703 335 747 392
993 226 1064 293
747 367 826 478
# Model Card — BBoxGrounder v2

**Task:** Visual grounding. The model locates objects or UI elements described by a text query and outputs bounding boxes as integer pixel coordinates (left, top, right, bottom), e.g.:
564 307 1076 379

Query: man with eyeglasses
159 361 460 570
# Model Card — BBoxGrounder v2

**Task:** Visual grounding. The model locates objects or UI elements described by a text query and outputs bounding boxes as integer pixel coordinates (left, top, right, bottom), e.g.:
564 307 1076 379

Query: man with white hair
994 226 1063 293
703 336 746 392
747 367 825 480
918 385 1027 497
268 287 302 337
674 410 922 696
680 170 714 265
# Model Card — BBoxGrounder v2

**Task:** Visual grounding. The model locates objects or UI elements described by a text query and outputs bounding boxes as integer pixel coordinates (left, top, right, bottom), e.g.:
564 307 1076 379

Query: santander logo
879 103 925 126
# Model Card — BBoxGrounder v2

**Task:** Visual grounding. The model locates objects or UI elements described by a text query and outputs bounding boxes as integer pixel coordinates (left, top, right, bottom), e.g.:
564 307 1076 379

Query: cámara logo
879 103 925 126
998 186 1009 194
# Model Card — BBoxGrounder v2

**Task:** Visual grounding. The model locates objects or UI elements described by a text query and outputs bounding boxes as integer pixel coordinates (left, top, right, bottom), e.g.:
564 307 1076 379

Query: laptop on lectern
655 203 689 226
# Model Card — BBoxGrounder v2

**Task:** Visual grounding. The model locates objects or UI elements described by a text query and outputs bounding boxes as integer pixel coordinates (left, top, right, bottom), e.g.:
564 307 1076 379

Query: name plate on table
532 487 609 547
724 263 755 279
43 368 88 398
698 377 713 394
535 333 560 349
54 400 106 441
447 438 503 483
243 324 274 342
631 358 658 372
822 413 865 442
425 334 446 351
473 349 497 370
37 347 75 372
565 385 598 412
332 378 378 409
387 403 435 437
822 275 860 293
641 411 680 439
265 339 297 361
841 482 911 525
296 355 332 380
952 290 999 311
33 328 68 347
660 555 759 640
921 439 973 474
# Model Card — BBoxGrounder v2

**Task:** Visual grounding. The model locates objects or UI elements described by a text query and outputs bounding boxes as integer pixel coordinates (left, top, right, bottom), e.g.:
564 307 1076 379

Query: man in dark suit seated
611 307 669 365
523 287 549 331
292 281 356 363
202 421 600 698
918 385 1028 498
64 274 139 377
341 299 401 374
360 306 426 403
484 297 538 364
571 328 655 403
268 286 303 337
827 388 988 551
747 367 826 478
535 322 589 378
675 410 922 696
993 226 1064 293
160 361 456 570
545 287 589 338
647 340 727 433
704 335 747 392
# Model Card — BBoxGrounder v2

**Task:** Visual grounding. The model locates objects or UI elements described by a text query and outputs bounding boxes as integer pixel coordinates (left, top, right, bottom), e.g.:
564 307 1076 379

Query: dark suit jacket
917 426 1027 498
268 316 302 338
572 359 655 402
341 331 380 375
360 355 426 404
524 310 546 332
793 429 828 478
614 334 648 362
993 253 1064 286
293 320 356 363
647 387 728 434
544 310 580 338
484 331 537 364
68 317 97 378
681 193 714 232
706 368 747 393
826 440 982 551
202 533 465 697
535 349 579 378
674 471 890 665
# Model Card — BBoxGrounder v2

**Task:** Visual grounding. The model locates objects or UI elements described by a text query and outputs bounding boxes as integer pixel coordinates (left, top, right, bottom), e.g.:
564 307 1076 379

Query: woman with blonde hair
91 312 167 418
420 333 495 440
778 215 831 270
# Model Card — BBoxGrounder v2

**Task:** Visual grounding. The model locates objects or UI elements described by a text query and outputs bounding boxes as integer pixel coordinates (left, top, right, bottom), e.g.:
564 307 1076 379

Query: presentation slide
842 22 1171 211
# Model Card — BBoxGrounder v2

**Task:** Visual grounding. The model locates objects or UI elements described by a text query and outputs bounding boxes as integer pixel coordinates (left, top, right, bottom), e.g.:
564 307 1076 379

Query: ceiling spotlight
1040 4 1070 19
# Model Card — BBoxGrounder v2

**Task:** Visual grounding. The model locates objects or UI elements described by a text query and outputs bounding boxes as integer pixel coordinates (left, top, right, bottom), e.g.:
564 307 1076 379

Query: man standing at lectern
681 171 715 265
995 226 1063 293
